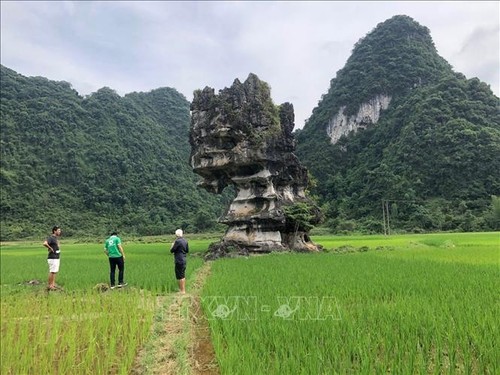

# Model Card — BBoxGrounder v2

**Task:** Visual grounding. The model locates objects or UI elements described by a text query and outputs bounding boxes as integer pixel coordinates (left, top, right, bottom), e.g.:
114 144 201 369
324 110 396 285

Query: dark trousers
109 256 124 286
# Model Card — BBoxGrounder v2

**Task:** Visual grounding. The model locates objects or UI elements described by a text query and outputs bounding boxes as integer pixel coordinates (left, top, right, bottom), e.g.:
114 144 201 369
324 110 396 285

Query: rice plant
0 238 204 374
201 232 499 374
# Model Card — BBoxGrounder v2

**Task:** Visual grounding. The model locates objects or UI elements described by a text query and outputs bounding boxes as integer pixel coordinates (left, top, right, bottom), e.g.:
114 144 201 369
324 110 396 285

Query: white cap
175 229 183 237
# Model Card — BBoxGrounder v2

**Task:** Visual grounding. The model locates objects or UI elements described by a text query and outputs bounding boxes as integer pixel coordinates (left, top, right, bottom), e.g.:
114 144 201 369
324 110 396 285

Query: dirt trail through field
132 262 219 375
188 262 220 375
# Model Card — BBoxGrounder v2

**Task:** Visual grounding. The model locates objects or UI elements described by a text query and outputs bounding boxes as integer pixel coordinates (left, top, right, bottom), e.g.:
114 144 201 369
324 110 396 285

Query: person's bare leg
179 278 186 294
48 273 56 289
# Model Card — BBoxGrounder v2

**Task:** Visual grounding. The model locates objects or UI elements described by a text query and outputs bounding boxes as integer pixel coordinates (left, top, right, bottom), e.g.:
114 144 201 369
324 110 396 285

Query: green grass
1 289 155 374
314 231 499 250
1 232 499 374
201 232 499 374
0 239 207 295
0 236 207 374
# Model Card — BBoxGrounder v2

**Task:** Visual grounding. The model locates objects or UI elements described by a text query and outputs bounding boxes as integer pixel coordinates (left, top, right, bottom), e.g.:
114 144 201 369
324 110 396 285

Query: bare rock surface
190 73 321 258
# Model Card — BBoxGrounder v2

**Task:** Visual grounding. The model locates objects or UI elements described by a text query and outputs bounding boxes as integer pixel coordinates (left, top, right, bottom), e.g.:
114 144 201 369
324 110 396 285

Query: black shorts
175 263 186 280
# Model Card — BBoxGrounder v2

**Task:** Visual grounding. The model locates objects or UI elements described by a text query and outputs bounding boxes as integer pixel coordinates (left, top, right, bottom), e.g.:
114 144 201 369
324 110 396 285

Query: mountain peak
296 15 500 234
301 14 453 141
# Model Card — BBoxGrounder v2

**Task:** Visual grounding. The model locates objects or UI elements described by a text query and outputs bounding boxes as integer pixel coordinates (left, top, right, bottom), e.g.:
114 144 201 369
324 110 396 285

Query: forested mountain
2 15 498 240
296 15 500 233
0 65 229 239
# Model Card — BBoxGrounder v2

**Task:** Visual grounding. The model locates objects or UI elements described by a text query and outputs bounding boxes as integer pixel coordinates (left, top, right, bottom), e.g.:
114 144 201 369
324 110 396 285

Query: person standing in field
104 231 127 289
43 226 62 291
170 229 189 294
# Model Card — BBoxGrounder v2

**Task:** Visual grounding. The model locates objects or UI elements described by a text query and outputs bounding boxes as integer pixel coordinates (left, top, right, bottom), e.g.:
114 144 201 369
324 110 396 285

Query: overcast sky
1 1 498 129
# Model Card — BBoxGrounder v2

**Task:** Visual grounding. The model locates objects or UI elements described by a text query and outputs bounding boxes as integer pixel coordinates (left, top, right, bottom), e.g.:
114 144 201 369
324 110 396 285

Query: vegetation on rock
296 15 500 233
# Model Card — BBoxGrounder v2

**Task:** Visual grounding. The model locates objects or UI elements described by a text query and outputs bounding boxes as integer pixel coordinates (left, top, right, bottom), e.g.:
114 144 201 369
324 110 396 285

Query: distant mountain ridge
0 65 227 239
1 15 498 238
296 15 500 232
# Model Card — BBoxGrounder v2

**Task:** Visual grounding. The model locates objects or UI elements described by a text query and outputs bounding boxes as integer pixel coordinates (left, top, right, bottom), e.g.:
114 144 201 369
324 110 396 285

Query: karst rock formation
189 73 321 258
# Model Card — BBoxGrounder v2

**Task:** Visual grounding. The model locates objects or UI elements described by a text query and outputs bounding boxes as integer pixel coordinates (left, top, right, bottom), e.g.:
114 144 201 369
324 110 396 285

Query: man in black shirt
43 226 62 290
170 229 189 294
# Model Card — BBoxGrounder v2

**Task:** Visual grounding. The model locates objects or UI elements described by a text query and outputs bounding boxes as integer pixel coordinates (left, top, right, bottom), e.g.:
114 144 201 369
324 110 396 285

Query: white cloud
453 25 500 94
1 1 498 129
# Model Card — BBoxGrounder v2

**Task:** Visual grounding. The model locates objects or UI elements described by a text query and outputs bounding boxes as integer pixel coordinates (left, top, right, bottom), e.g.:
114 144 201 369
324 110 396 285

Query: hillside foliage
0 65 230 239
296 15 500 233
2 16 499 239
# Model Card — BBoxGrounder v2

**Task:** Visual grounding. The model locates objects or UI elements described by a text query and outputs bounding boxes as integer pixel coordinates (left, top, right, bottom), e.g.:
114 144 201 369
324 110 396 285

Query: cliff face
190 73 321 256
326 94 391 143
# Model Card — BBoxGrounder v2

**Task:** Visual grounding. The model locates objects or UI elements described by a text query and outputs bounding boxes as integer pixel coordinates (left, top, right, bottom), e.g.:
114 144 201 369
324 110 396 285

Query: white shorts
47 259 60 273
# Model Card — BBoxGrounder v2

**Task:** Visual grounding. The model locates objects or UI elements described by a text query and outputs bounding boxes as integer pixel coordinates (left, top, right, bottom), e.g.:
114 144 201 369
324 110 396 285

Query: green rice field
1 232 499 374
0 237 207 374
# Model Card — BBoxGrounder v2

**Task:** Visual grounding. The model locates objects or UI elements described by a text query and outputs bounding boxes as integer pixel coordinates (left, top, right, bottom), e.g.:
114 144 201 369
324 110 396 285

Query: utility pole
385 200 391 235
382 200 387 235
382 199 391 236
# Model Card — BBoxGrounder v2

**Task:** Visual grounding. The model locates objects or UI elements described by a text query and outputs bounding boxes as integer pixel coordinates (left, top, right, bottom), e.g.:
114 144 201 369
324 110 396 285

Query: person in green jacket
104 231 127 289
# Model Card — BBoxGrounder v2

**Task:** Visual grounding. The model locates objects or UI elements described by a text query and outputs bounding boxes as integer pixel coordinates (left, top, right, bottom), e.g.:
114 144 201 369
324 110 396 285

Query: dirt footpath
133 262 219 375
